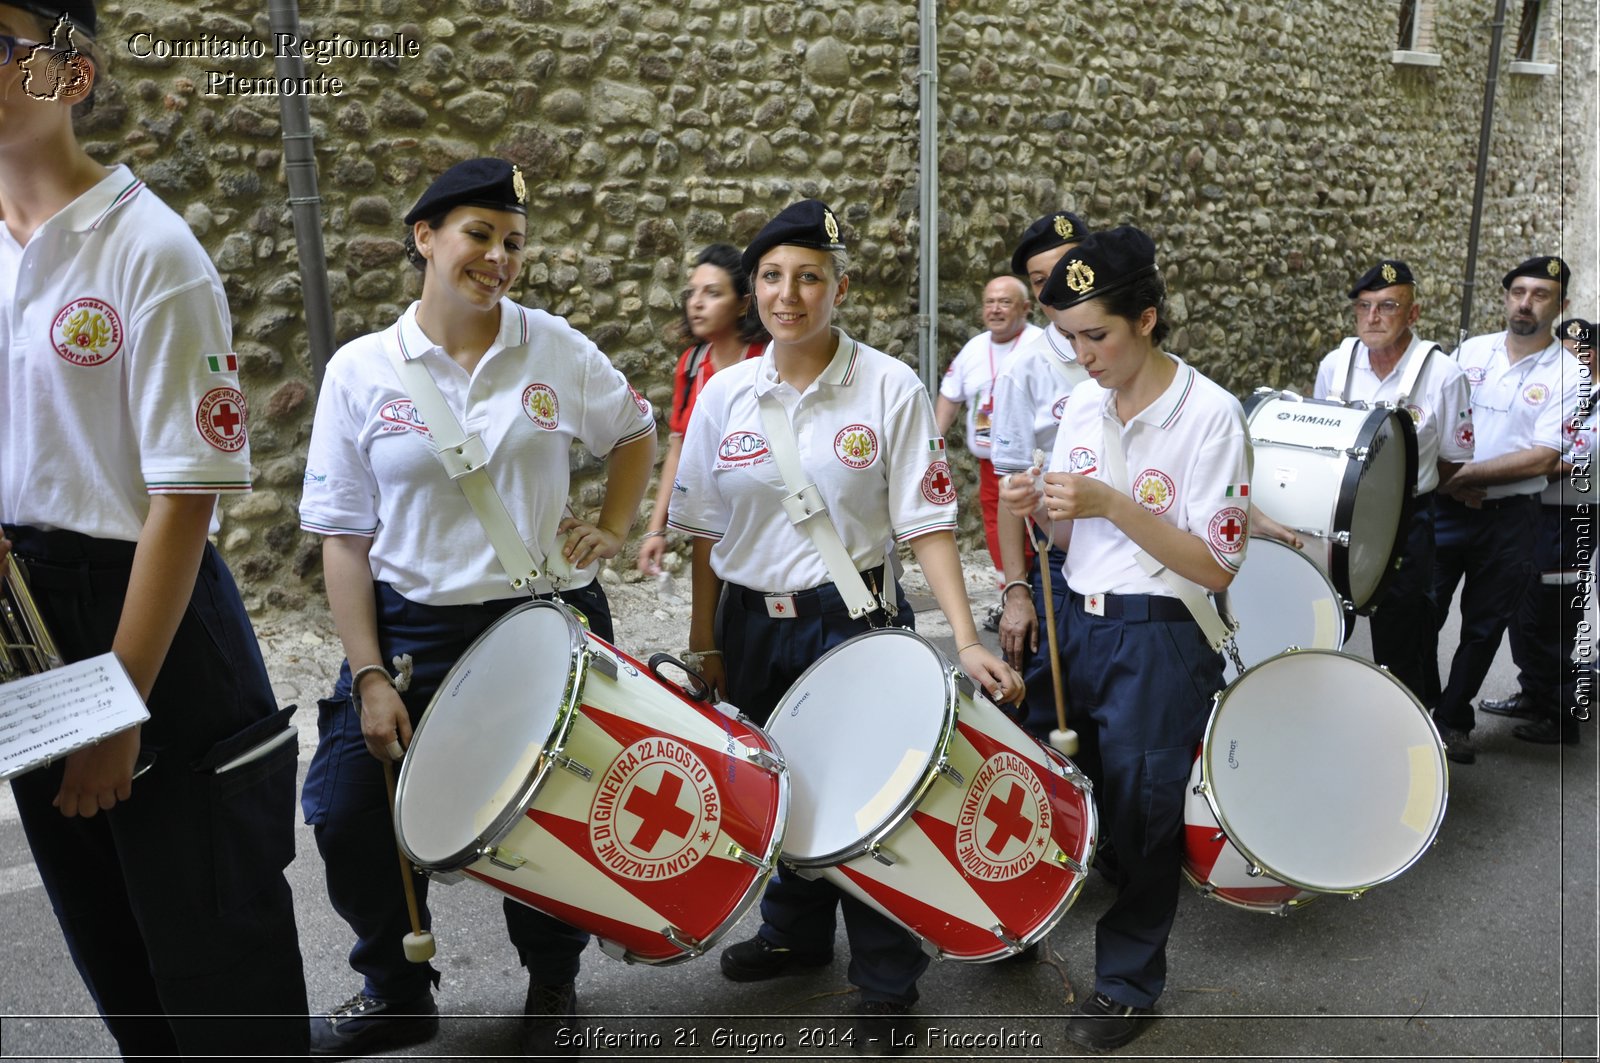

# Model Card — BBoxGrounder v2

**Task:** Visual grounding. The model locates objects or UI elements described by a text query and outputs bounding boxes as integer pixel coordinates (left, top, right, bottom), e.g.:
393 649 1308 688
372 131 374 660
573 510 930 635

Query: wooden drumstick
382 757 436 963
1031 519 1078 757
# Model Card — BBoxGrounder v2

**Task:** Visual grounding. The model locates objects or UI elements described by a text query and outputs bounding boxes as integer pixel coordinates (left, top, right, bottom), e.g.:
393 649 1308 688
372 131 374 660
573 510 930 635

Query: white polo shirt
1046 355 1253 595
668 329 957 592
1 165 250 542
1453 331 1582 499
990 324 1089 474
1312 334 1474 494
939 323 1041 460
299 299 655 606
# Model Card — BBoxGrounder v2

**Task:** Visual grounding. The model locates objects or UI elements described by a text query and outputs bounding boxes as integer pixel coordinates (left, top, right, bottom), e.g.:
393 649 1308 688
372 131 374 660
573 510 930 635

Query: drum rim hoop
1201 647 1448 894
394 598 587 871
771 626 959 866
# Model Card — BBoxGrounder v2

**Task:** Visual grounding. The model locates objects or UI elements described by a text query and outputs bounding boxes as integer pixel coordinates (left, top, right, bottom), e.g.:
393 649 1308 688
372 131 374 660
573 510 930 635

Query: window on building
1398 0 1419 50
1514 0 1543 62
1392 0 1440 66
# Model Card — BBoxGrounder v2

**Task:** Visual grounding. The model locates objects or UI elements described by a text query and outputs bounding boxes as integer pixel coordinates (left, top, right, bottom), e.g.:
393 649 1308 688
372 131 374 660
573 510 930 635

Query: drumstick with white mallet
1028 449 1078 757
381 757 436 963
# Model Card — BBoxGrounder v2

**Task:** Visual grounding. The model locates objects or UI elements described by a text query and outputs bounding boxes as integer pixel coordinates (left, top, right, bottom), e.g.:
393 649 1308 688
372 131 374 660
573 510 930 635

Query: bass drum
1244 390 1417 613
1222 536 1348 681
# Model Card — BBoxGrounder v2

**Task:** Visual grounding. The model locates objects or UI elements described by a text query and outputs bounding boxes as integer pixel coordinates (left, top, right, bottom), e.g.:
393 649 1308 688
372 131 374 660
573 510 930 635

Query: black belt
1072 591 1194 622
731 565 888 619
1440 492 1537 511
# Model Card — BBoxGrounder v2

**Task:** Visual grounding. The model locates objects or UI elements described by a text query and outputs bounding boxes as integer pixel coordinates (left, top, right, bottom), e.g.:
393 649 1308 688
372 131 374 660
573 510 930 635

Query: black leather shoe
720 935 833 982
1436 725 1476 765
522 981 578 1056
1480 692 1544 719
850 999 915 1057
1513 717 1580 745
1065 992 1153 1053
309 991 438 1059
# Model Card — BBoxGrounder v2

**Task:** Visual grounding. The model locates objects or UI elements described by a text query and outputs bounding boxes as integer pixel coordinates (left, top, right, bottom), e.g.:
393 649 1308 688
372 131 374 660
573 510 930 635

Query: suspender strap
1098 413 1235 652
755 390 891 619
1334 336 1436 407
1331 337 1359 402
385 333 553 594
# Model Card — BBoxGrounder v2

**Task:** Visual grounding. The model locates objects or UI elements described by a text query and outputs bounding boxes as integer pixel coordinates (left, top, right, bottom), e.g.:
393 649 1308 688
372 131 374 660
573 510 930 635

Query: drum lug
1210 830 1225 843
726 842 771 870
1329 530 1351 547
1244 862 1265 878
1344 445 1370 461
989 925 1024 952
867 840 897 867
598 937 628 962
486 847 527 872
585 648 618 682
935 758 965 787
1345 890 1367 901
662 926 705 956
743 747 785 774
550 751 593 781
1192 780 1211 797
1052 849 1086 875
919 938 944 960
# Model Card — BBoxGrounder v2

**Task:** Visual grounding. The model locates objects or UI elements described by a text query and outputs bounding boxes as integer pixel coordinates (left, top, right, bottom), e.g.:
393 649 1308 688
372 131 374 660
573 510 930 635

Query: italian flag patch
928 438 945 452
1225 483 1249 498
207 353 239 373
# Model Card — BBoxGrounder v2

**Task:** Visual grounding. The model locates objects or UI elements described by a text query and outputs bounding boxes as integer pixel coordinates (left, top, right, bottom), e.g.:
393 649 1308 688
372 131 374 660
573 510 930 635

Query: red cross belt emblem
623 771 694 852
982 782 1033 855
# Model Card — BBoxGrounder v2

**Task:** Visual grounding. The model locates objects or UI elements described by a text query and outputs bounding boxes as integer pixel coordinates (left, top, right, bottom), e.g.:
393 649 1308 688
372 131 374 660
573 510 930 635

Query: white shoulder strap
1330 337 1360 402
1098 413 1235 651
1392 339 1438 407
754 389 888 619
384 332 554 594
1043 330 1089 388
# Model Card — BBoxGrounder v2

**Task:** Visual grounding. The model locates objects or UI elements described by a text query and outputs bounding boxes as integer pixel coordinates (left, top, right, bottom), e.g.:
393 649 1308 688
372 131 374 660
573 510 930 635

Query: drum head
395 601 581 868
768 629 951 863
1204 649 1446 893
1344 410 1415 607
1224 537 1347 678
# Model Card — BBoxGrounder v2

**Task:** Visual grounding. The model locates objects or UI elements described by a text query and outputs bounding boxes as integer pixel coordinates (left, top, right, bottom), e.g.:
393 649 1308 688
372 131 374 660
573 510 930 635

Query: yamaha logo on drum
1276 412 1344 427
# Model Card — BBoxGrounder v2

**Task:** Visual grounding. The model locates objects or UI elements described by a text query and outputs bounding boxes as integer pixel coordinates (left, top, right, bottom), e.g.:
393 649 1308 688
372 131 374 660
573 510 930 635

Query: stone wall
74 0 1594 606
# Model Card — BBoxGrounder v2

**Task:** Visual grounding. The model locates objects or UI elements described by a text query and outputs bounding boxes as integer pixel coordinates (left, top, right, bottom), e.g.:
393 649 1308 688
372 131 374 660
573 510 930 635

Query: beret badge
1548 258 1562 278
1053 215 1075 240
1570 320 1585 339
823 209 840 244
1381 263 1397 284
1065 260 1096 295
511 166 528 205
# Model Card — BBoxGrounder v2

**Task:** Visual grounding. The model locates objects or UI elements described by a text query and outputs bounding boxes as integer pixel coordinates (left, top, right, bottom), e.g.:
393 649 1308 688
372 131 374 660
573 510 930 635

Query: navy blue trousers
6 526 309 1058
301 581 607 1002
718 579 930 1006
1367 495 1437 704
1063 593 1221 1010
1431 495 1538 732
1507 504 1590 720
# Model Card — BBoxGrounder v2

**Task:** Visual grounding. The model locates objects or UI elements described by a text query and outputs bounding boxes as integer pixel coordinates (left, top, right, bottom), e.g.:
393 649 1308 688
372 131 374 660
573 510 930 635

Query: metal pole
916 0 940 395
268 0 336 388
1459 0 1511 347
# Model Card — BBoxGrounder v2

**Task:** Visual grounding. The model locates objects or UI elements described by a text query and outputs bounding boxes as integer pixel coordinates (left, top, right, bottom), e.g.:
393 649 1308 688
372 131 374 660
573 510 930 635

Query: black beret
11 1 95 36
1557 318 1594 347
1348 259 1415 298
1010 211 1090 276
404 158 528 226
1038 225 1158 311
1502 255 1570 291
740 199 846 277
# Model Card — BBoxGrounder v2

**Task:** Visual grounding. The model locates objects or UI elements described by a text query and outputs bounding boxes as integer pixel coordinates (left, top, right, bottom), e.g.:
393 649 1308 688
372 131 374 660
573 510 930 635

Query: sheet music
0 653 149 780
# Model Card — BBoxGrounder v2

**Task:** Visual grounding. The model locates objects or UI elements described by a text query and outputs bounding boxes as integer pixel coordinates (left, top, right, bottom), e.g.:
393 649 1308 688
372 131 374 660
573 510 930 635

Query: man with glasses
937 275 1042 588
1429 256 1580 763
1313 260 1473 710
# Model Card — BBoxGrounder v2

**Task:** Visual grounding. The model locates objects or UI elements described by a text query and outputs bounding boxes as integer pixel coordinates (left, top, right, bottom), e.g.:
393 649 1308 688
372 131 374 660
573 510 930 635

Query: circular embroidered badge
1132 468 1176 515
196 387 248 452
1454 421 1474 449
51 297 123 366
1465 366 1487 386
1051 395 1069 421
955 751 1051 882
1405 403 1424 426
1068 446 1098 474
1523 382 1550 406
628 385 651 417
921 460 957 504
833 424 879 469
1208 506 1248 555
590 737 717 881
522 383 560 429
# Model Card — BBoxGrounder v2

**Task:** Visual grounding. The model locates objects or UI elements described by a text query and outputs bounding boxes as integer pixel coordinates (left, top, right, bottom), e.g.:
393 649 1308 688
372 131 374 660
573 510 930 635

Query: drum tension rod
549 752 593 781
935 759 965 787
1052 850 1086 875
989 925 1024 952
743 748 784 774
662 926 705 955
486 847 527 871
866 841 897 867
725 842 771 870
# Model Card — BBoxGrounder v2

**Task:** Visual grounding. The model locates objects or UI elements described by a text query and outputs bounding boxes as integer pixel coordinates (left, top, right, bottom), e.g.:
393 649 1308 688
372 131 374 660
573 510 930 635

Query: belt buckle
1085 592 1106 617
764 593 798 619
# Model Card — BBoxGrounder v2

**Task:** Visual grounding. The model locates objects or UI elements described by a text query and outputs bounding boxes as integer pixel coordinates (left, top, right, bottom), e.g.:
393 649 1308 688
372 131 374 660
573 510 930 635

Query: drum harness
1329 336 1437 409
1098 415 1248 676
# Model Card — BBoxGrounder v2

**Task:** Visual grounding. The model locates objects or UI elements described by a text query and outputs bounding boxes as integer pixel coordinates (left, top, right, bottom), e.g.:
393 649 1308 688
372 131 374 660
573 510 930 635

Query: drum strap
1043 329 1090 390
755 391 895 620
1098 414 1240 658
384 333 555 595
1333 336 1437 407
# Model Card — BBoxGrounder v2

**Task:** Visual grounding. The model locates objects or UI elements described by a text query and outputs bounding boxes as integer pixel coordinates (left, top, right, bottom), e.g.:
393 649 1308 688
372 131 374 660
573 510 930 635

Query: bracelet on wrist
350 664 396 712
955 640 983 654
1002 579 1032 598
641 529 667 540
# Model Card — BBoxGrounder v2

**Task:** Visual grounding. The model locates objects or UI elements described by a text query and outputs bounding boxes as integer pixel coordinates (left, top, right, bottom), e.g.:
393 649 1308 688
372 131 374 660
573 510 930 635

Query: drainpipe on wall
1459 0 1511 347
916 0 940 395
268 0 336 388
